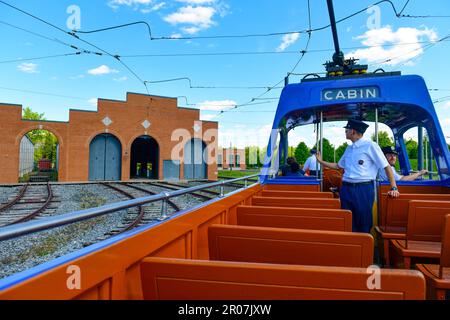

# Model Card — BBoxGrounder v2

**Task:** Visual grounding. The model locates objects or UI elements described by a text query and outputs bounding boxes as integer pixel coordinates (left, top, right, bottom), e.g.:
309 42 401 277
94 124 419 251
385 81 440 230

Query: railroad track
83 183 181 245
0 183 56 226
149 181 218 201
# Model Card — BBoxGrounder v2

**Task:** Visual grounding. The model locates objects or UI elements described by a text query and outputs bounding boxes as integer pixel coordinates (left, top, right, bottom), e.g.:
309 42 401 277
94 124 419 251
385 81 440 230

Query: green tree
22 107 58 165
372 131 393 147
294 142 309 164
335 142 348 162
405 139 418 159
315 138 334 162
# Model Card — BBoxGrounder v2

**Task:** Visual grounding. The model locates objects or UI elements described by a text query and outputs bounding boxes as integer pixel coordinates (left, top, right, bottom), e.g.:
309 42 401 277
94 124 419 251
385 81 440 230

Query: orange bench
391 200 450 269
208 224 373 267
376 193 450 266
263 184 320 192
261 190 334 198
251 197 340 209
236 205 352 232
140 257 426 300
416 214 450 300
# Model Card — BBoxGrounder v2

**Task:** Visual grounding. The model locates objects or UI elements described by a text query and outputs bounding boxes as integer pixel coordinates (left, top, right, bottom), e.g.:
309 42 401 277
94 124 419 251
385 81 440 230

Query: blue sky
0 0 449 149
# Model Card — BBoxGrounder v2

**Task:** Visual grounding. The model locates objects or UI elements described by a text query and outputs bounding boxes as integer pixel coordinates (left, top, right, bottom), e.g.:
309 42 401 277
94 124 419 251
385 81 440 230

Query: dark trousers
340 183 375 233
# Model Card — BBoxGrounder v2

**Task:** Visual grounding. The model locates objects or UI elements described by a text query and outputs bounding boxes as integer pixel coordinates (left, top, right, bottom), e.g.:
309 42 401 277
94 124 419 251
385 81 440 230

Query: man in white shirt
316 119 400 233
303 149 321 176
378 146 428 181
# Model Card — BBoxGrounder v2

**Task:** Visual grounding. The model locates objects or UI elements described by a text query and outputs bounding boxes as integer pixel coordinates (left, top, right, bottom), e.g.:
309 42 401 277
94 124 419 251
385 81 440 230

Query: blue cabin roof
261 74 450 185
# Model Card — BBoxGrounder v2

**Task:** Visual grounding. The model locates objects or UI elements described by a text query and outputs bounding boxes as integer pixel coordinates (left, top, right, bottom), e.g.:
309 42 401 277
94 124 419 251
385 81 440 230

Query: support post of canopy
320 111 324 192
375 107 379 145
418 126 423 171
428 133 433 180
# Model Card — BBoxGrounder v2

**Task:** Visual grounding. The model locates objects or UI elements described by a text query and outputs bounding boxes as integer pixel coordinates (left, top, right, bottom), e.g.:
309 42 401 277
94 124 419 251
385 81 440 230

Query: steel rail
3 183 54 226
0 183 29 212
0 175 259 241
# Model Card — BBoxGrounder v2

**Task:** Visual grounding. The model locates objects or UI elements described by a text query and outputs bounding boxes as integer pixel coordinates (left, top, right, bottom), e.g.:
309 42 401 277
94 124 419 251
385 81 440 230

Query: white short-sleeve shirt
378 165 402 181
338 138 389 183
303 155 321 172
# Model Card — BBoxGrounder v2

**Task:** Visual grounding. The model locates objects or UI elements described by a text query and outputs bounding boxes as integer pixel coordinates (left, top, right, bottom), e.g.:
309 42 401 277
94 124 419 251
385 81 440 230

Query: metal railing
0 175 260 242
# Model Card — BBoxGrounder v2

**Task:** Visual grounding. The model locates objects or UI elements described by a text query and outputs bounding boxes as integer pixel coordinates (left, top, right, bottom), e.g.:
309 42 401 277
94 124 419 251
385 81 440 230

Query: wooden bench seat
251 196 340 209
261 190 334 198
208 224 373 267
263 184 320 192
376 193 450 267
140 257 426 300
416 214 450 299
236 205 352 232
391 200 450 269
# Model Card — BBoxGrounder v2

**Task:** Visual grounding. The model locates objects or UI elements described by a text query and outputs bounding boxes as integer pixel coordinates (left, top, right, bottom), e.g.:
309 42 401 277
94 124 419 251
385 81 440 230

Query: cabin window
399 127 441 181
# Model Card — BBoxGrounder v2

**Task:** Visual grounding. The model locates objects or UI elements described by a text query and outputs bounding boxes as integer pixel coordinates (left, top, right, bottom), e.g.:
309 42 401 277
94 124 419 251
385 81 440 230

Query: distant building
218 148 246 170
0 93 218 183
19 135 35 177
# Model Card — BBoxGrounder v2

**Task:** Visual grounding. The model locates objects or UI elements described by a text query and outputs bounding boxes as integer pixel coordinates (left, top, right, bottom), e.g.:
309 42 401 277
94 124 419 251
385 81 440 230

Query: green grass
218 169 260 179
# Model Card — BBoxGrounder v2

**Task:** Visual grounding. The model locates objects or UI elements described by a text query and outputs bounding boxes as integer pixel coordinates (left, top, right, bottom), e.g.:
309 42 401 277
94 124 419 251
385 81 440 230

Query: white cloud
196 100 236 111
141 2 166 13
164 5 216 33
200 114 216 121
88 65 119 76
219 124 272 148
176 0 216 4
70 74 85 80
88 98 98 106
348 26 438 66
17 63 39 74
276 32 300 52
113 76 128 82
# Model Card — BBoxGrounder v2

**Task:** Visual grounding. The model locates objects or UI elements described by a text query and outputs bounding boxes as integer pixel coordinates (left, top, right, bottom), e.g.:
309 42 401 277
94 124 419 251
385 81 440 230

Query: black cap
343 119 369 134
310 148 317 154
381 146 398 155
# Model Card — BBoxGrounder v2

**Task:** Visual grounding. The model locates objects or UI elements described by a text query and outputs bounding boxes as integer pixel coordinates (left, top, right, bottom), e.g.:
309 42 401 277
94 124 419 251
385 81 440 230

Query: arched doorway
19 130 59 182
89 133 122 181
184 138 207 180
130 135 159 179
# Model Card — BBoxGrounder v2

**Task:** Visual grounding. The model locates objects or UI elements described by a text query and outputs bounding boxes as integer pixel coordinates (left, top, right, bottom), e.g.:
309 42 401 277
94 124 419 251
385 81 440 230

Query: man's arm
400 169 428 181
316 152 340 170
384 166 400 198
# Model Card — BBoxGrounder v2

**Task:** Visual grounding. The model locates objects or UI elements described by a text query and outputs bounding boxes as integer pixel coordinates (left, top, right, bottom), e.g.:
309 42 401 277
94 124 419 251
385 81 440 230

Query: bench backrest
261 190 333 198
263 184 320 192
380 193 450 228
140 257 426 300
208 225 373 267
407 200 450 242
252 197 340 209
440 215 450 277
236 205 352 232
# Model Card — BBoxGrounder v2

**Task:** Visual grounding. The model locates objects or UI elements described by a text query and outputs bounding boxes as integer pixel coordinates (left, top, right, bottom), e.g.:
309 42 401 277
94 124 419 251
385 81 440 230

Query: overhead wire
0 0 150 94
67 0 435 41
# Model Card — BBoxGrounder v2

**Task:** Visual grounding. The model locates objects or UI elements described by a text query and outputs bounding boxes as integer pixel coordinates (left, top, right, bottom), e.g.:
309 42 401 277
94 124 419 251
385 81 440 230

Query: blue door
184 139 207 180
89 134 122 181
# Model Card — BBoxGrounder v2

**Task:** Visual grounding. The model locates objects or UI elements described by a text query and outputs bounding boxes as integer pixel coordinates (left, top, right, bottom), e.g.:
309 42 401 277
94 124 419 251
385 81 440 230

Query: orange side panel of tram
261 190 334 198
251 196 341 209
139 257 426 300
236 205 352 232
0 185 262 300
208 224 373 267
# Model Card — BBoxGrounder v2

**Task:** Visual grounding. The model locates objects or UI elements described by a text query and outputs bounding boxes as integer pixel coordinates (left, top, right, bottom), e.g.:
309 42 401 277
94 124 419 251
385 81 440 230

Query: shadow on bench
208 224 373 267
140 257 426 300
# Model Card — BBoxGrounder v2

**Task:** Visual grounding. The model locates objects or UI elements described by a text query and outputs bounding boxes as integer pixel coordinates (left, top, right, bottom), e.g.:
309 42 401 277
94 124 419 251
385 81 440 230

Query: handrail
0 175 260 242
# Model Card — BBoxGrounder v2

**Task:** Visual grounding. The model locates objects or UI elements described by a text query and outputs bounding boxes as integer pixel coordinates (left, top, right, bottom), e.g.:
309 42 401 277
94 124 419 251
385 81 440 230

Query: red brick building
217 148 246 170
0 93 218 183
